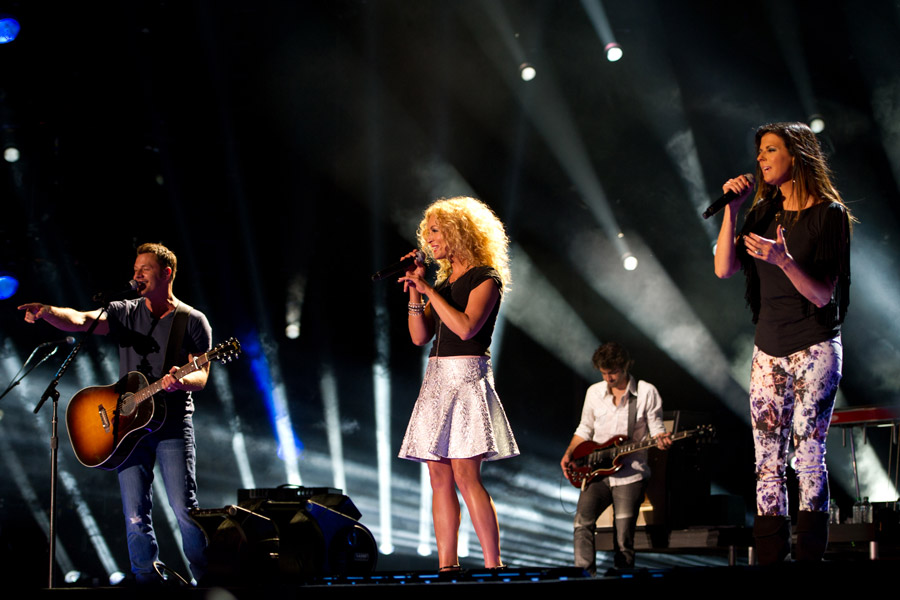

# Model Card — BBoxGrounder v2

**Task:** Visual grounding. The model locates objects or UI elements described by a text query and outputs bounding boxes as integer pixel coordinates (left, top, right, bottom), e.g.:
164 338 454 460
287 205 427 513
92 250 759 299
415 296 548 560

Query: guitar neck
132 353 212 403
615 429 696 457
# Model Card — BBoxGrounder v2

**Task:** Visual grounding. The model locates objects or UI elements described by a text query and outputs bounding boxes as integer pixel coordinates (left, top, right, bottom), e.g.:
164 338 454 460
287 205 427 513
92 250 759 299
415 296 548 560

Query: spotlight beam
0 427 79 576
763 0 820 126
570 230 748 416
503 246 601 382
580 0 621 60
471 6 636 262
320 364 347 492
210 370 256 489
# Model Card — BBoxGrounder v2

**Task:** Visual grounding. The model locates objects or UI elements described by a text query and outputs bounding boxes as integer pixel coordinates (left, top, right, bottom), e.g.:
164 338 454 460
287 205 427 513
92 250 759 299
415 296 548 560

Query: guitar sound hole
120 394 137 417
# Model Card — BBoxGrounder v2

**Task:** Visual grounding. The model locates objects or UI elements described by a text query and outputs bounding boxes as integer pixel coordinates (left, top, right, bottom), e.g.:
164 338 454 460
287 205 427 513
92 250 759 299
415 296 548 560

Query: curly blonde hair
416 196 511 292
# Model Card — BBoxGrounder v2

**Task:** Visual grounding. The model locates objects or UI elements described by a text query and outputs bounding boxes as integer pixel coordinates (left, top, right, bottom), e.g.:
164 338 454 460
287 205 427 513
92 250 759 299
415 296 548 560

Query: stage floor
33 560 900 598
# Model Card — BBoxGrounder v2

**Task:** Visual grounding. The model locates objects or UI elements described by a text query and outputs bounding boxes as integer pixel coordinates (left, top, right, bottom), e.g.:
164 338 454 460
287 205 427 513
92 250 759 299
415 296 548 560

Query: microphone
702 173 756 219
38 336 76 348
371 251 425 282
92 280 140 303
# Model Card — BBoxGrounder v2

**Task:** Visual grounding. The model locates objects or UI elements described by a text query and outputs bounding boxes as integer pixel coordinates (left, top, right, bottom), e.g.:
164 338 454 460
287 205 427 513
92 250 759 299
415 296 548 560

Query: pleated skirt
399 356 519 462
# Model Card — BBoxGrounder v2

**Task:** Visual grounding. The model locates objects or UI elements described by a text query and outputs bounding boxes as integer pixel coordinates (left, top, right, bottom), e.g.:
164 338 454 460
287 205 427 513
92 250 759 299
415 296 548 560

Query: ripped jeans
117 418 207 583
573 478 646 572
750 338 842 516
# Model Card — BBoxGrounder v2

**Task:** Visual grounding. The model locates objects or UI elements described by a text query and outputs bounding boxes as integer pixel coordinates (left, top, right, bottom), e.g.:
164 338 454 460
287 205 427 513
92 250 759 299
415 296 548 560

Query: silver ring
755 250 762 256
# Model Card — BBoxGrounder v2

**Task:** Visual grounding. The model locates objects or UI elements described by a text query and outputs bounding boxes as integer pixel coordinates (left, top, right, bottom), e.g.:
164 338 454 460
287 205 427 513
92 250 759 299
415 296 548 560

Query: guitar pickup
98 405 111 434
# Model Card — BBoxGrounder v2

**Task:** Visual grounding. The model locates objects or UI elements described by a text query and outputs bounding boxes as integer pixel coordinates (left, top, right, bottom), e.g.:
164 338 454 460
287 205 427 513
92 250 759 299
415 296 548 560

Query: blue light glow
0 275 19 300
0 17 21 44
244 333 305 472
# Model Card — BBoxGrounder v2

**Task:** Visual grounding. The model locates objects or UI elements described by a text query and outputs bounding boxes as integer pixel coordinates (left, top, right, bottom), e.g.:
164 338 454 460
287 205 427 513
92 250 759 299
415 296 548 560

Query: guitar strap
627 389 637 440
163 301 194 373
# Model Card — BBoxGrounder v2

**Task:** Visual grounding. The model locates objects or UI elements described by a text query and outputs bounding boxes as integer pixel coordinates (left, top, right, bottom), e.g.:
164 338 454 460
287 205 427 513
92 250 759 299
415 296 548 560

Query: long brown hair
751 122 854 228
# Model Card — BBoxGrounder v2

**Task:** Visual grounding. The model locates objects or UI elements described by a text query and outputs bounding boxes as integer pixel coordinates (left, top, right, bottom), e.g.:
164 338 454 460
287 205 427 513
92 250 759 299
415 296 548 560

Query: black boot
753 515 791 565
794 510 829 561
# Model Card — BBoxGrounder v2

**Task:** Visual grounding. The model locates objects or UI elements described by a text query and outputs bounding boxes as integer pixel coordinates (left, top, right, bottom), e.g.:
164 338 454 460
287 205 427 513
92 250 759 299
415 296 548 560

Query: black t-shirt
739 199 850 357
428 266 502 358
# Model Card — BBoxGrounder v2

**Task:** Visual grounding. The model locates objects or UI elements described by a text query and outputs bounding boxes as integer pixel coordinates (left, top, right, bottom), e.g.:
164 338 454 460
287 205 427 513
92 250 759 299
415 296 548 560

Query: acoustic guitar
66 337 241 469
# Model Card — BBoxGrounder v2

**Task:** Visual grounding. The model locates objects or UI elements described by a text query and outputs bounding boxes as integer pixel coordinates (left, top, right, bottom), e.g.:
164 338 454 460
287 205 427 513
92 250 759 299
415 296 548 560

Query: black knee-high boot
794 510 829 561
753 515 791 565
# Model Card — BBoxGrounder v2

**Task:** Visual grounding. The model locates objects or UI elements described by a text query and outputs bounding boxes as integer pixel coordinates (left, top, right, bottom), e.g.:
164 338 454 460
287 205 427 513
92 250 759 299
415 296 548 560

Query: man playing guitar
560 342 671 574
19 242 211 584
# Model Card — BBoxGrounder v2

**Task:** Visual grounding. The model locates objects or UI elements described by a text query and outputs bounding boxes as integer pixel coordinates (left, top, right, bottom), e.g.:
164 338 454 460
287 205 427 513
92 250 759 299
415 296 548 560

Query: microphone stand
32 307 108 589
0 346 62 403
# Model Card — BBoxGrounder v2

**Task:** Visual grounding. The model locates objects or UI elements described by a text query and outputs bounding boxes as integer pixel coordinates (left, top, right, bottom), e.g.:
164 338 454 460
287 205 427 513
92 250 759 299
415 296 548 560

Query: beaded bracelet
408 301 426 316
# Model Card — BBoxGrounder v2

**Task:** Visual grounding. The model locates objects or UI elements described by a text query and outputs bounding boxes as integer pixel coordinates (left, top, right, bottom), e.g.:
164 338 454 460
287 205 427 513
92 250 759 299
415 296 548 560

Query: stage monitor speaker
191 490 377 585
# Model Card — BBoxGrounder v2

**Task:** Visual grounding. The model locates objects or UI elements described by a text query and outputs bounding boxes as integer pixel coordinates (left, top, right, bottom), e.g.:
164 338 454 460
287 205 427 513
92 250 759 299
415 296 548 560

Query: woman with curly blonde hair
398 196 518 571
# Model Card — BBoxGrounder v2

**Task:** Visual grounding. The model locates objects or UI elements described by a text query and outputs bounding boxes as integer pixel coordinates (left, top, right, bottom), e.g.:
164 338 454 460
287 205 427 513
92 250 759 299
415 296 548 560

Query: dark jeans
574 477 646 573
117 418 207 583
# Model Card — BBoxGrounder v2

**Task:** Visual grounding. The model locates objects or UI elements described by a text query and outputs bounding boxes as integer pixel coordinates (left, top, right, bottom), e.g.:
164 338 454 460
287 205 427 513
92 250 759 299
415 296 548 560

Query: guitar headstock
693 424 716 441
209 337 242 364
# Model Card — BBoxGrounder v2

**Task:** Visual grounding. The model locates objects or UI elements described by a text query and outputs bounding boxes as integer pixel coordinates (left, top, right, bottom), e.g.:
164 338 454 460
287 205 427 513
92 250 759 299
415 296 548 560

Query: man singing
19 242 211 584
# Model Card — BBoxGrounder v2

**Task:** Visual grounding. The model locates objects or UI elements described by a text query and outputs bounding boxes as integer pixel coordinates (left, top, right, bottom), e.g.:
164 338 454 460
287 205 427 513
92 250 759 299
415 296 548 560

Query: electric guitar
564 424 715 489
65 337 241 469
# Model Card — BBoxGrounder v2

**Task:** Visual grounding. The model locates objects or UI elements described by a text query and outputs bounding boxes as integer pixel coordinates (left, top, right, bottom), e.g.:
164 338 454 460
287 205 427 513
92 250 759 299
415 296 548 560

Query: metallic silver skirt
399 356 519 462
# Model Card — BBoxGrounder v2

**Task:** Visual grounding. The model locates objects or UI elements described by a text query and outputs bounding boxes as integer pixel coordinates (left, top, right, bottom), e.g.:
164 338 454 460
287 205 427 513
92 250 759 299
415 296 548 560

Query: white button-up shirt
573 375 666 486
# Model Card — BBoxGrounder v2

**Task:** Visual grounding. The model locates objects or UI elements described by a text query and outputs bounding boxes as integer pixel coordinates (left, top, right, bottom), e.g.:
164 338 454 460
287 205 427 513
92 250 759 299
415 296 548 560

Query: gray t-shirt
106 298 212 433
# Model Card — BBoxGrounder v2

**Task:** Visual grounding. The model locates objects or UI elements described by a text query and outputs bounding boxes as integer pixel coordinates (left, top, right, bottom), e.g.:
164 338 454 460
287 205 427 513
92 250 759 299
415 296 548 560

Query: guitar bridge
98 405 111 434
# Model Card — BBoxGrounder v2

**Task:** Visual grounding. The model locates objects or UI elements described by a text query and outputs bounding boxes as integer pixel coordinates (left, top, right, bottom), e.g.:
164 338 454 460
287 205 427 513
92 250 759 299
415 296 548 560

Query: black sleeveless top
429 266 502 358
738 194 850 357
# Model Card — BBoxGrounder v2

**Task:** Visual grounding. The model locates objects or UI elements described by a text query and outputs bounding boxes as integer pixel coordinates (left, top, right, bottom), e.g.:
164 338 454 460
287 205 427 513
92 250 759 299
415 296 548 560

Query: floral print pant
750 338 842 516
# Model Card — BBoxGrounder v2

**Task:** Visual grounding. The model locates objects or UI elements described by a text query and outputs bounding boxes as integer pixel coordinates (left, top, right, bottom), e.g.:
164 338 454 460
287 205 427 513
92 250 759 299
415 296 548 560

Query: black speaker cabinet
192 490 377 585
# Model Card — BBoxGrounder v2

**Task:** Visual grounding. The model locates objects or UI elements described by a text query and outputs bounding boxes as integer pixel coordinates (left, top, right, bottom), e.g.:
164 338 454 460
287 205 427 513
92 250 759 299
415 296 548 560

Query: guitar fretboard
607 429 698 456
129 353 214 404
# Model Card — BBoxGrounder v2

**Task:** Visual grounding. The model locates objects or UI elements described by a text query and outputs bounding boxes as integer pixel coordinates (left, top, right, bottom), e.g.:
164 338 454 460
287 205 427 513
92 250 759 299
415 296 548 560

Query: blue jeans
117 418 207 583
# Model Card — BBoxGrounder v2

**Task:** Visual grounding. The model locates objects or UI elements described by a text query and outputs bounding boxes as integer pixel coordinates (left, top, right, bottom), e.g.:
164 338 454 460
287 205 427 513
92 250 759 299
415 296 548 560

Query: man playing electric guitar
19 243 211 584
559 342 671 574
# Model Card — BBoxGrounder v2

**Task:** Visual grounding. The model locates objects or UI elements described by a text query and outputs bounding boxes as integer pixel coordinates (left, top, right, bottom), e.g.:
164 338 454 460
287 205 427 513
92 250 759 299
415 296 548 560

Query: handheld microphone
371 251 425 282
702 173 756 219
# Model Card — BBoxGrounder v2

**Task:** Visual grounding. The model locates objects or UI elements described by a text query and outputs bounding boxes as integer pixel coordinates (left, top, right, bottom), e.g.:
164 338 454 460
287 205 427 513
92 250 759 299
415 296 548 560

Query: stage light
622 252 638 271
581 0 621 62
64 570 82 584
285 274 305 339
519 62 536 81
605 42 623 62
3 146 19 163
0 273 19 299
809 114 825 133
0 15 20 44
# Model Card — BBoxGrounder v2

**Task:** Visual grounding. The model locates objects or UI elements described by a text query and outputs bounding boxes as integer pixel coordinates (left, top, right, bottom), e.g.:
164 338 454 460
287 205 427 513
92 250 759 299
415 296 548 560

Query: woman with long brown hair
715 122 852 564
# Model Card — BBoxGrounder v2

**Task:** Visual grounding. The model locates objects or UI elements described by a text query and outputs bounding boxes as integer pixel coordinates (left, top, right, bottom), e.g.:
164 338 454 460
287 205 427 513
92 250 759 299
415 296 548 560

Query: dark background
2 0 899 584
